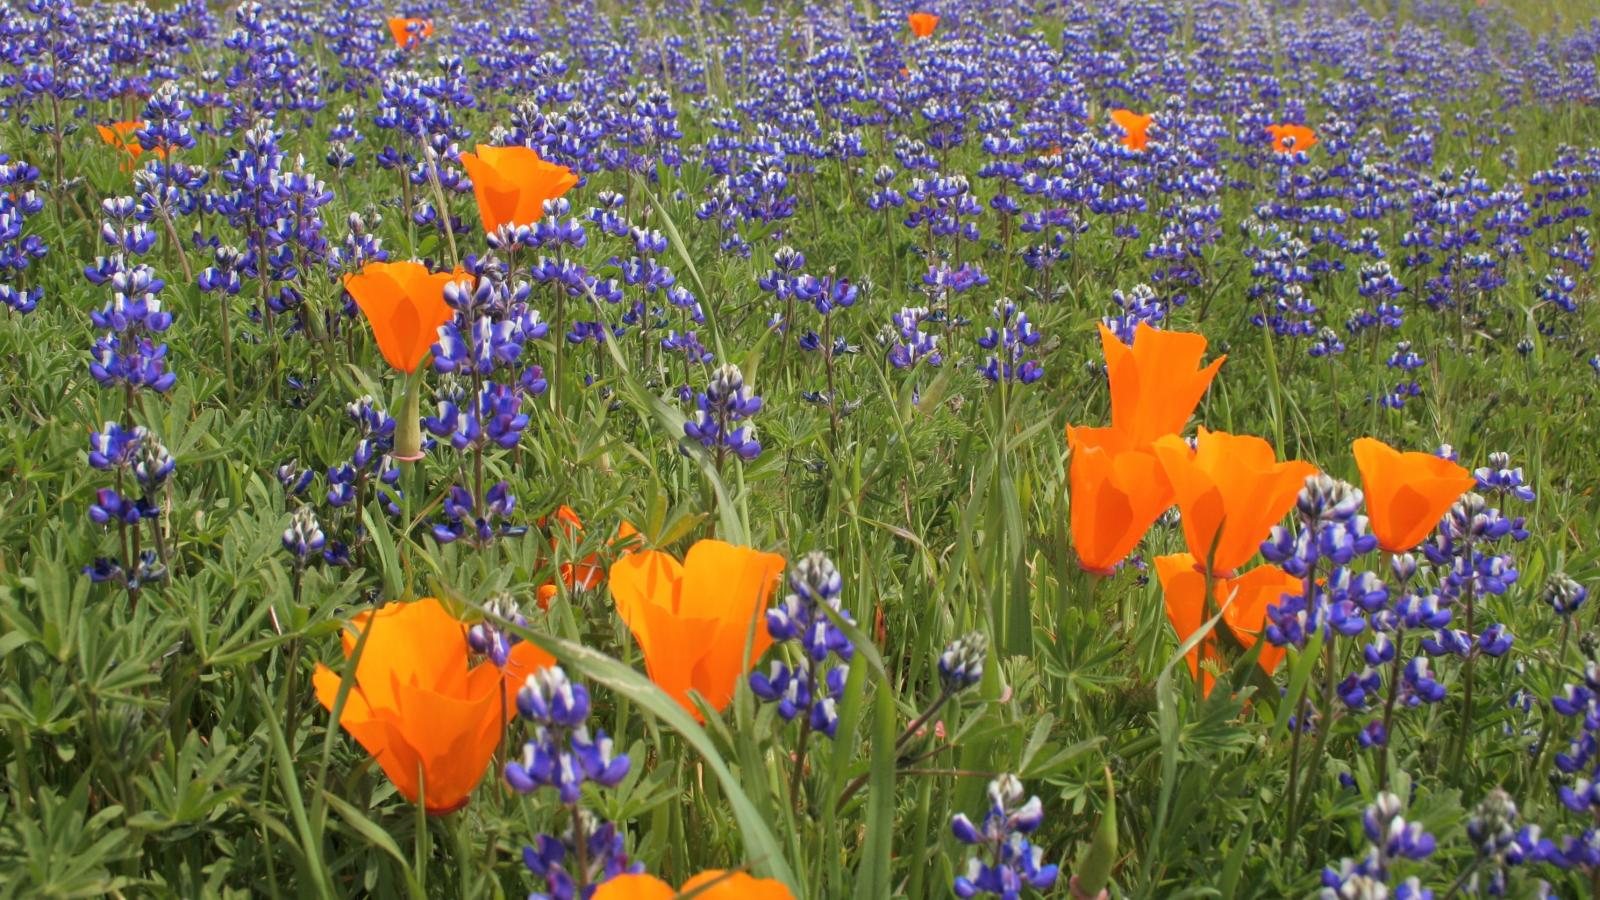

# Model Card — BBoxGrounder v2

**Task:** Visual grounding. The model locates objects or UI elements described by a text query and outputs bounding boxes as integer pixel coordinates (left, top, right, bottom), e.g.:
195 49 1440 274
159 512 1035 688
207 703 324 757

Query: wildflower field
6 0 1600 896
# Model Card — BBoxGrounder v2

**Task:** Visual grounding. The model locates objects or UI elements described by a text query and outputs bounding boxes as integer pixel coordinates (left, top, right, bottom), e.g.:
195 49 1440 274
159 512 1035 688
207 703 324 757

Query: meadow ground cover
2 0 1600 896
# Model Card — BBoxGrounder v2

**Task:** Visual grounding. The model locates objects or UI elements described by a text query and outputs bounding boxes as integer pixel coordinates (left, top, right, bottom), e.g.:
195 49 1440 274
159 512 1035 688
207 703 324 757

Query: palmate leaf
490 611 800 894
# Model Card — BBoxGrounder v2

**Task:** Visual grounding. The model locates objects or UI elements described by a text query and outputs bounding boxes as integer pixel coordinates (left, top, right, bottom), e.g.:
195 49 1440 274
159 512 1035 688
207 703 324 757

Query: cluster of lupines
1261 475 1382 743
750 552 856 739
506 665 639 899
82 196 178 598
425 257 547 548
84 422 174 594
977 301 1043 385
1319 793 1438 899
0 155 46 313
278 395 404 574
950 774 1059 898
684 363 762 468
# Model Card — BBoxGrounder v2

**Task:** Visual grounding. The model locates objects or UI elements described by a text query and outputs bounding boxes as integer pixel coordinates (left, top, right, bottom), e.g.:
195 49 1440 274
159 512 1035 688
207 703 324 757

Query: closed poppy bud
1352 437 1475 552
593 870 795 900
386 17 433 49
608 539 785 719
1108 109 1153 152
1098 322 1225 447
1152 428 1318 575
908 12 939 37
1266 123 1318 154
459 145 578 234
1065 426 1172 574
311 598 553 815
342 261 461 374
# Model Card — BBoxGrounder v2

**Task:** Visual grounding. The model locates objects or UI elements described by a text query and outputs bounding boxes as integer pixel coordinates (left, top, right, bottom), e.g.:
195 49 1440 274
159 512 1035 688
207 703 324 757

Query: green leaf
852 682 896 900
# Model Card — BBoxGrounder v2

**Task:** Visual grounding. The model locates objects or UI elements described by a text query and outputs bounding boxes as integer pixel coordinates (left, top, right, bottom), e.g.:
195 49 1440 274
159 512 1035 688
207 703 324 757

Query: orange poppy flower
1156 554 1297 694
1351 437 1475 553
386 17 433 49
459 145 579 234
1099 322 1225 447
311 598 553 814
342 261 461 374
535 506 642 608
1064 425 1172 574
1266 123 1317 155
908 12 939 37
608 540 785 719
1109 109 1153 151
97 121 166 170
593 870 795 900
1152 428 1318 576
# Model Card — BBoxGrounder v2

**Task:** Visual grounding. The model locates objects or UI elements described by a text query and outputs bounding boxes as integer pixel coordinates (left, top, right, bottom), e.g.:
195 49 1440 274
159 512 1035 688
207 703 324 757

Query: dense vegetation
3 0 1600 897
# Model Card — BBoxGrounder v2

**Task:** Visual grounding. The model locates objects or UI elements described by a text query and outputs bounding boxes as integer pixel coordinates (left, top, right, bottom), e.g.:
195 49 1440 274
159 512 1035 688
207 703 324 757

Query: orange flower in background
97 121 165 170
1352 437 1475 552
1156 555 1297 694
908 12 939 37
386 17 433 49
1065 426 1172 574
609 540 785 719
460 145 579 233
594 870 795 900
342 261 461 374
1099 322 1226 447
312 598 552 814
1109 109 1153 151
535 506 641 608
1152 428 1318 575
1267 123 1318 154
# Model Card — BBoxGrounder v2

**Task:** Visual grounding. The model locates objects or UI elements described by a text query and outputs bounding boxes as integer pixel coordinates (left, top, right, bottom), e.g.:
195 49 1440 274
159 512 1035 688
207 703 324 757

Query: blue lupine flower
466 595 527 669
684 363 762 463
750 552 856 738
1321 793 1437 899
950 774 1059 898
505 666 640 898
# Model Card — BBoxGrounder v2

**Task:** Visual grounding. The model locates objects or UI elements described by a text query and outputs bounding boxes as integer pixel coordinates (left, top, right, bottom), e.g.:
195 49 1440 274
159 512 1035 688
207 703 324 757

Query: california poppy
1266 123 1318 155
342 261 460 374
459 145 579 234
1352 437 1475 552
1156 554 1297 694
593 870 794 900
312 598 553 814
386 17 433 49
96 121 165 171
1065 425 1172 574
1152 428 1318 576
1099 322 1226 447
536 506 641 608
1109 109 1153 152
608 540 785 719
908 12 939 37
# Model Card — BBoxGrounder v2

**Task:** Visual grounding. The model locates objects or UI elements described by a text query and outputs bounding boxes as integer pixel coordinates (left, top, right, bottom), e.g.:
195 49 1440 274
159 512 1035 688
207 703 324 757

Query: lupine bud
938 631 988 693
